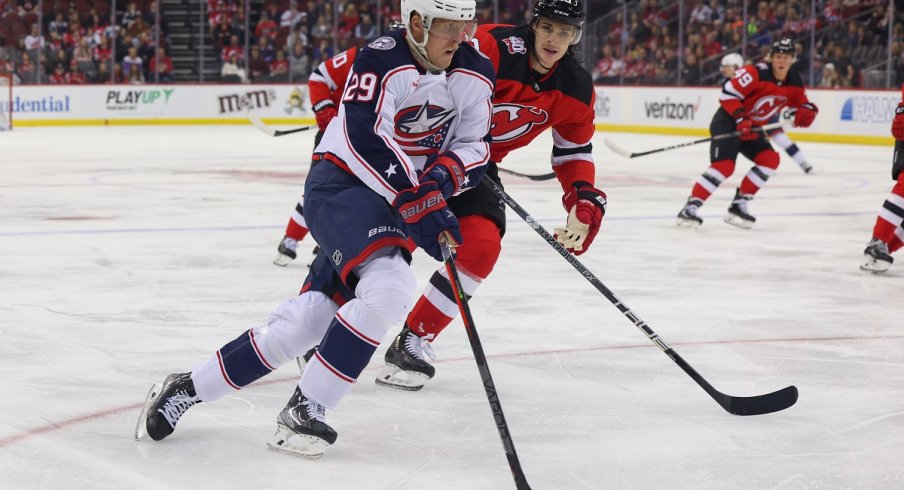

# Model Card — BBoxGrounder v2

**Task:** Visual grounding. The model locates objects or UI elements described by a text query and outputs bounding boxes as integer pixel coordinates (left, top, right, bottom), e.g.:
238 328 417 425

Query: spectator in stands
354 13 377 43
269 49 289 82
68 59 87 84
248 44 270 82
220 52 247 83
256 11 278 39
112 62 126 83
149 48 174 83
312 38 334 63
281 0 306 30
24 23 44 51
310 14 331 41
94 36 113 64
337 2 360 39
682 52 702 85
49 62 68 84
212 15 234 51
689 0 712 25
820 62 841 88
144 1 167 33
49 12 69 37
91 60 111 84
288 41 311 82
257 35 276 63
122 1 142 29
123 47 144 79
129 64 146 84
592 44 622 84
221 35 244 62
286 23 310 54
16 52 37 84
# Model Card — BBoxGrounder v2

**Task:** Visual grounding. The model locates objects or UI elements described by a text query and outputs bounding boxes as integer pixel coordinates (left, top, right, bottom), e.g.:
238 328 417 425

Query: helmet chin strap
406 25 444 74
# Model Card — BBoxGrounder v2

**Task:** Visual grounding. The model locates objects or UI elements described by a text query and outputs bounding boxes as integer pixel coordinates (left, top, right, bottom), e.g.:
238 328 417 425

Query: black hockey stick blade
719 385 798 416
497 166 556 181
248 111 317 137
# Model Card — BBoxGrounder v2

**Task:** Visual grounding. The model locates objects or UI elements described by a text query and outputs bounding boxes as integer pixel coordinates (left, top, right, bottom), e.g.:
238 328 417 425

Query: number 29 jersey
314 29 496 205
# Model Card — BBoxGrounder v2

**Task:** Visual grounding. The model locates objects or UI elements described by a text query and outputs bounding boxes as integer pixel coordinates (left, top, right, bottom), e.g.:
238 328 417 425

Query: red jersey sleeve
719 65 759 117
470 25 501 73
308 47 357 112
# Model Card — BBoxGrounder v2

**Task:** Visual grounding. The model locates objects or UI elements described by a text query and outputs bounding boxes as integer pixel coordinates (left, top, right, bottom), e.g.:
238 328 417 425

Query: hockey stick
604 121 789 159
248 112 317 137
497 166 556 181
440 238 532 490
483 177 798 416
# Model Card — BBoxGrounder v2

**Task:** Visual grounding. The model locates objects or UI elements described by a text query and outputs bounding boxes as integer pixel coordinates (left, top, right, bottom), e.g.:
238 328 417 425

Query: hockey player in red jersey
136 0 494 458
375 0 608 391
720 52 813 174
676 38 818 229
861 86 904 272
273 46 358 266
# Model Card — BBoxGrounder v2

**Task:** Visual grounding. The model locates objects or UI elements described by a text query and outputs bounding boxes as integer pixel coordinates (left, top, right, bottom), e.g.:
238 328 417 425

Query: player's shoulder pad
753 62 770 79
354 29 415 75
546 57 594 106
785 67 806 87
449 41 496 85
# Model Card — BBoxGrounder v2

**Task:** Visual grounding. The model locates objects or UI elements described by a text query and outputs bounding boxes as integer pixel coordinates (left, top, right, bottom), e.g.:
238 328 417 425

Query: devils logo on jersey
491 104 549 142
749 95 787 122
394 101 456 156
503 36 527 55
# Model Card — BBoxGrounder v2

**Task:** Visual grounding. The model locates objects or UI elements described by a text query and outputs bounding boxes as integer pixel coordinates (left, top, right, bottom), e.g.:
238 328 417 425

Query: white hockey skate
860 238 893 273
375 327 436 391
267 387 337 459
724 189 755 229
676 197 704 228
273 236 298 266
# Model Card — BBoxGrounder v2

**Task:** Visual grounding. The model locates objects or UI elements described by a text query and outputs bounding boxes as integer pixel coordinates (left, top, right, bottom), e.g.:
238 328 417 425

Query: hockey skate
860 238 894 273
273 236 298 266
296 346 316 375
134 372 201 441
676 197 704 228
375 326 436 391
267 387 337 459
724 189 756 229
798 161 813 174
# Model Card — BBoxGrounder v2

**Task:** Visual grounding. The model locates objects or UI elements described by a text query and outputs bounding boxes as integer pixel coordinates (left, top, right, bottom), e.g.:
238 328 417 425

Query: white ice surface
1 126 902 489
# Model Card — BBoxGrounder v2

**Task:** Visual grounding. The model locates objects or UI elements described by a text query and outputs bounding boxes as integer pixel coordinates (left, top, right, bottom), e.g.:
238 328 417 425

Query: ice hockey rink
1 125 902 489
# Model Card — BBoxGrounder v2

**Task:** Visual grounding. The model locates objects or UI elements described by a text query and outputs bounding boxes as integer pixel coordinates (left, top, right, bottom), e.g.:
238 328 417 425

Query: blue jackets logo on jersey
394 101 456 156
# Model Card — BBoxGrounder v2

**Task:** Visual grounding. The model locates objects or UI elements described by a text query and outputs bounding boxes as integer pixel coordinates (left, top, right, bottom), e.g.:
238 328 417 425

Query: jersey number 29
342 73 377 103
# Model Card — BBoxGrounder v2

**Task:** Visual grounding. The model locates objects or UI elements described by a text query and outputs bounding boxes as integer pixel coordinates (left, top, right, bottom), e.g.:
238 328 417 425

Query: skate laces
867 238 890 255
281 237 298 251
158 390 200 428
301 399 327 423
405 332 436 362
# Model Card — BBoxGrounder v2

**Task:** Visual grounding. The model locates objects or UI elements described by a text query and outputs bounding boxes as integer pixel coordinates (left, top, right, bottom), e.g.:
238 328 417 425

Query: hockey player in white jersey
135 0 494 459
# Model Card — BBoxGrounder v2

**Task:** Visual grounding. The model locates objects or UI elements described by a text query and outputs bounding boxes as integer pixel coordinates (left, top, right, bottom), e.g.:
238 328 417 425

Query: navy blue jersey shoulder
353 29 415 75
488 24 592 105
448 40 496 84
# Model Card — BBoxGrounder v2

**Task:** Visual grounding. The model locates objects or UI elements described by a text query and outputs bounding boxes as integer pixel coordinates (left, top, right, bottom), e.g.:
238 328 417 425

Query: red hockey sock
691 159 735 201
739 150 779 196
407 216 501 339
284 217 309 241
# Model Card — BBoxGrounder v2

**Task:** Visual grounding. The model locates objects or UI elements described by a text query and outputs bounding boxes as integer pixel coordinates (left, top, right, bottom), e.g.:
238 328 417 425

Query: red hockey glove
793 102 818 128
892 103 904 140
554 183 607 256
393 184 462 262
421 153 467 199
314 103 338 132
735 118 758 141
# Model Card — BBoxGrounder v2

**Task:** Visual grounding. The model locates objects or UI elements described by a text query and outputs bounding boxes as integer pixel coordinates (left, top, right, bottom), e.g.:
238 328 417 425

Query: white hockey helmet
401 0 476 71
721 53 744 69
401 0 476 32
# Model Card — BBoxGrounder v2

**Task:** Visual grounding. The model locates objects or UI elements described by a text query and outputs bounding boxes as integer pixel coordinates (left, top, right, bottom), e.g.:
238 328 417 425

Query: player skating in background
374 0 608 391
676 38 818 230
136 0 494 458
719 52 813 175
273 46 358 266
861 88 904 272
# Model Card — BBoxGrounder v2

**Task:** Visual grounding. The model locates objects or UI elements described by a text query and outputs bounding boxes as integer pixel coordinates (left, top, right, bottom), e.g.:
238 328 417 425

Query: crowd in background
1 0 903 88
